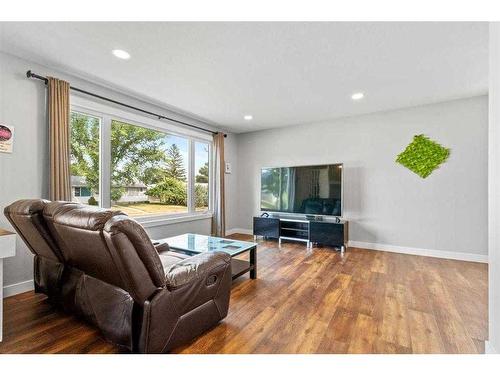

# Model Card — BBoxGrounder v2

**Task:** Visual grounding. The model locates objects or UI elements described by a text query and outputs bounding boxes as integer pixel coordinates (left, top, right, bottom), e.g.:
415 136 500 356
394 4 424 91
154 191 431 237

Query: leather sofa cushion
104 215 166 290
159 251 190 274
5 198 47 215
45 204 130 291
50 204 124 231
4 199 63 261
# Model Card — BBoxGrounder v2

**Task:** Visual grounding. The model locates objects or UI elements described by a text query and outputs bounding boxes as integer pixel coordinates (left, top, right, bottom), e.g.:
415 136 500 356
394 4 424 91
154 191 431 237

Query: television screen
261 164 342 216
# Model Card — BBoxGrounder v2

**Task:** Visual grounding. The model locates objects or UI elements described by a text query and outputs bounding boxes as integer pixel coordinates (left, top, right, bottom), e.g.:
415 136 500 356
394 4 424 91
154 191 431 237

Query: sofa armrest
153 241 170 253
165 252 231 289
139 251 232 352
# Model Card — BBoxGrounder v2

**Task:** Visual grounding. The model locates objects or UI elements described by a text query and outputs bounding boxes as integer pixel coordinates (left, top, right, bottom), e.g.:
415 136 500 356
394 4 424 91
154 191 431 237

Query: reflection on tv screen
261 164 342 216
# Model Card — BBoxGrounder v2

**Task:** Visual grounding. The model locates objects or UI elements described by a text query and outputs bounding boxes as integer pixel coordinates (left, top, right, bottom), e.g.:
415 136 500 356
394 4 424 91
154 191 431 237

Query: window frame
70 98 214 227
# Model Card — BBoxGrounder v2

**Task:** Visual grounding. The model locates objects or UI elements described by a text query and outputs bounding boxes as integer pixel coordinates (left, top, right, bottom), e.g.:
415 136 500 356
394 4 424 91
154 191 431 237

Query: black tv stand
253 215 348 254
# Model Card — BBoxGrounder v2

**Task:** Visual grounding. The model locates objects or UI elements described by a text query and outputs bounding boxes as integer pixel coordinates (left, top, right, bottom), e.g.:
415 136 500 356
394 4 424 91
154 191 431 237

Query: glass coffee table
163 233 257 280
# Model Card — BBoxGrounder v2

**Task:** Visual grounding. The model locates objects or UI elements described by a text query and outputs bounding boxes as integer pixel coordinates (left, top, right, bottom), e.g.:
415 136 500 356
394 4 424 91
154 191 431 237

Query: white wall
0 51 235 296
488 22 500 354
224 132 239 232
231 96 488 260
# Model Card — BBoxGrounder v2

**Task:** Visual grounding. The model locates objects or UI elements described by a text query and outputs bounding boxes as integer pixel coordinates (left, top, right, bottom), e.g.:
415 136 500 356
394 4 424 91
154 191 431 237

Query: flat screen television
260 163 343 217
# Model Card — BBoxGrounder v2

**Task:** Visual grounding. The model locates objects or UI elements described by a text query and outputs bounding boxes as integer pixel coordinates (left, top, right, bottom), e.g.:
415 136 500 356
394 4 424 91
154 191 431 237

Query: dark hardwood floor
0 234 488 354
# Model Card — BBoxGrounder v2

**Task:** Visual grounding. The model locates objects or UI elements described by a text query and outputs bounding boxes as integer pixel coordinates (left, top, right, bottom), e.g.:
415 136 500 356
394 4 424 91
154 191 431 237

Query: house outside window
74 186 92 197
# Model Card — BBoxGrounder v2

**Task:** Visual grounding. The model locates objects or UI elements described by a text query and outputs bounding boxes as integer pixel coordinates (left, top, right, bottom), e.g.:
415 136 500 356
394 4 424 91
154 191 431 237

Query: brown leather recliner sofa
4 199 232 353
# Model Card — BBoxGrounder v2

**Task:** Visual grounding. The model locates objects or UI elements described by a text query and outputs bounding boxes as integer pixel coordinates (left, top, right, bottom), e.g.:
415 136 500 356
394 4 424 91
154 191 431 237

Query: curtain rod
26 70 225 137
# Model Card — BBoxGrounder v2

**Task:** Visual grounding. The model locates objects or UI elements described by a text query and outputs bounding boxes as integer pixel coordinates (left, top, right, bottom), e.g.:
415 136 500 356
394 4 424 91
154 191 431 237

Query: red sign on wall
0 124 14 153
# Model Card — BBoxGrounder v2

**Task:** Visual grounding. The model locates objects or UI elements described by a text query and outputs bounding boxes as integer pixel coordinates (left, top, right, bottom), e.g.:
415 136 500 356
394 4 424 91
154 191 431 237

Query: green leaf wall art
396 134 450 178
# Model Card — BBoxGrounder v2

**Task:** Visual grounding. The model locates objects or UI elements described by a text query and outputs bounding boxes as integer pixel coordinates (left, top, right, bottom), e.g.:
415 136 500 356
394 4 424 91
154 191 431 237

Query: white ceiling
0 22 488 133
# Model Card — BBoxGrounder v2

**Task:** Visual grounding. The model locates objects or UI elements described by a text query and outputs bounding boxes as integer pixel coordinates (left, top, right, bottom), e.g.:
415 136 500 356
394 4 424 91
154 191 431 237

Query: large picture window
69 109 212 221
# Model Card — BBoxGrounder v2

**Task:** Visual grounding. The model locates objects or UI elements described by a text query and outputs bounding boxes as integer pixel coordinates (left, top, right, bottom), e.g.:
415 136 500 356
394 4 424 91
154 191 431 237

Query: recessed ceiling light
244 115 253 121
112 49 131 60
351 92 364 100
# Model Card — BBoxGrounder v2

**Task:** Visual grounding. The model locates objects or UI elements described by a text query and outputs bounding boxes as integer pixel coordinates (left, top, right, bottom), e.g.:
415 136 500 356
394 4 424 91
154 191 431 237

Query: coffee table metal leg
250 246 257 279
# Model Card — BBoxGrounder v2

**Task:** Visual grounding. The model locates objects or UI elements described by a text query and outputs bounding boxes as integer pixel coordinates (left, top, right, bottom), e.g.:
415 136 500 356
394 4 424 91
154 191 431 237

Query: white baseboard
225 229 488 263
226 228 253 236
3 279 34 298
485 341 497 354
348 240 488 263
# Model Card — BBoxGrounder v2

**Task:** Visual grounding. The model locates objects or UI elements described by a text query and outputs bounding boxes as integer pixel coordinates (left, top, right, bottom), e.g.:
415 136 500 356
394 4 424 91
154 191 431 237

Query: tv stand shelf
253 216 348 254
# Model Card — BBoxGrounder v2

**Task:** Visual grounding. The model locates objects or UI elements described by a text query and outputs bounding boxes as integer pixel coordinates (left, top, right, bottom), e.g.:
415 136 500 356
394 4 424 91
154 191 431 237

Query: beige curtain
211 132 226 237
48 77 71 201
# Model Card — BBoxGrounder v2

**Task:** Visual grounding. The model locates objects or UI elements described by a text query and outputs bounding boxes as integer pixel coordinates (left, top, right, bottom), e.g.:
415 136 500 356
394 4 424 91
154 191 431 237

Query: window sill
137 212 213 228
